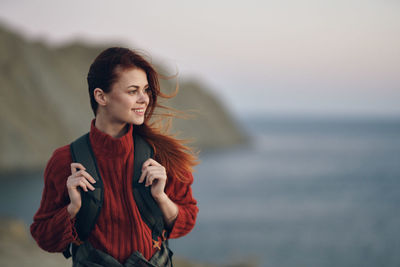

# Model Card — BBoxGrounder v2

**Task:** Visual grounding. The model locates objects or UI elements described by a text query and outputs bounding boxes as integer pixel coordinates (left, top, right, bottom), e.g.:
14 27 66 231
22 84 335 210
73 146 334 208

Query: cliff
0 24 246 172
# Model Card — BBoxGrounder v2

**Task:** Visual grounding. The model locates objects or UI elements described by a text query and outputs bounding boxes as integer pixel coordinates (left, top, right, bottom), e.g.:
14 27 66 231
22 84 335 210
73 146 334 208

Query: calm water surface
1 116 400 267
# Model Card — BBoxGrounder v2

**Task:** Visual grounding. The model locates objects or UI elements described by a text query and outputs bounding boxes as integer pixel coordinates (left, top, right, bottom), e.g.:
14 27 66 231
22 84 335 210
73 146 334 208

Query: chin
130 118 145 126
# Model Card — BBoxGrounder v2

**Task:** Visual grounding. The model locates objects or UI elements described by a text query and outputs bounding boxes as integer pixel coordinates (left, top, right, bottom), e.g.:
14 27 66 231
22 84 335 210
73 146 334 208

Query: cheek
146 93 152 104
110 95 131 110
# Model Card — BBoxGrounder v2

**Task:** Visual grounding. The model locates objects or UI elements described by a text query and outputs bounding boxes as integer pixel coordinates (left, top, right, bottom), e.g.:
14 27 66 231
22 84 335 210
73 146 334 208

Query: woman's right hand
66 163 96 218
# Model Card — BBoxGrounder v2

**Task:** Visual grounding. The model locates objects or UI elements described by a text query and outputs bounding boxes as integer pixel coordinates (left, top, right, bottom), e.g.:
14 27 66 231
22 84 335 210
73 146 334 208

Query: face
103 67 150 125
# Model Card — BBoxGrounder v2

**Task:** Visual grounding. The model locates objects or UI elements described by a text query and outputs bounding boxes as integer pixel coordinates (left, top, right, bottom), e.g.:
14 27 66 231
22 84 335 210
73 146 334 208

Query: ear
94 88 107 107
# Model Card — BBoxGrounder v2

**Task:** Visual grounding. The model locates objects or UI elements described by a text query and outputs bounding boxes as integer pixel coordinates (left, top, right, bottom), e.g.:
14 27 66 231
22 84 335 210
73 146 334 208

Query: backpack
63 130 166 258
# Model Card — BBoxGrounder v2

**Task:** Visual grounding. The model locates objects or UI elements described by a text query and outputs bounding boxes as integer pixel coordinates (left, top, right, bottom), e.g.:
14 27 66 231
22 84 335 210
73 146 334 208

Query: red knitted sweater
30 120 198 263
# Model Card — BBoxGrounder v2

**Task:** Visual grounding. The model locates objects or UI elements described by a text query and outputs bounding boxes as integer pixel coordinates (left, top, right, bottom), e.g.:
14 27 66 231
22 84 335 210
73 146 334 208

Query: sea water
170 116 400 267
1 116 400 267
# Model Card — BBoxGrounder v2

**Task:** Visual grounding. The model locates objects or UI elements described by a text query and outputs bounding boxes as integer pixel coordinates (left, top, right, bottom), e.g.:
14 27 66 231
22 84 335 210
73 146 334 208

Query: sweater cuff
168 205 191 239
56 206 80 246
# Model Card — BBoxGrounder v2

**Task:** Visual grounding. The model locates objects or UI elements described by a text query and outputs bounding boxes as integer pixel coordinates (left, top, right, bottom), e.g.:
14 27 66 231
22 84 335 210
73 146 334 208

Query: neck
95 115 128 138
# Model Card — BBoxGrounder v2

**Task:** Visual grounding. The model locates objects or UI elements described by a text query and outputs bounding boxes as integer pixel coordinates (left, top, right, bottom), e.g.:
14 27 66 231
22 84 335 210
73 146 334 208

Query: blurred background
0 0 399 266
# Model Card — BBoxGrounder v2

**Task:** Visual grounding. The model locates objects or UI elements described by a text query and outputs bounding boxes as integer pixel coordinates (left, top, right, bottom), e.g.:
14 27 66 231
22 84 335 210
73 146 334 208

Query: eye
128 90 137 95
145 87 151 94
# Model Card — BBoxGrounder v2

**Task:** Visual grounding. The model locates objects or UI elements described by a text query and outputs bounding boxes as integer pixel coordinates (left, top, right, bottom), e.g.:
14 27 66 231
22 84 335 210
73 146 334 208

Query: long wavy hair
87 47 197 183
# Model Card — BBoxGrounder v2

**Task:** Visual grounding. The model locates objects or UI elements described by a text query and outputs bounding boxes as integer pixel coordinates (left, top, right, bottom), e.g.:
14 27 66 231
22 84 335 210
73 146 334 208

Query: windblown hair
87 47 197 182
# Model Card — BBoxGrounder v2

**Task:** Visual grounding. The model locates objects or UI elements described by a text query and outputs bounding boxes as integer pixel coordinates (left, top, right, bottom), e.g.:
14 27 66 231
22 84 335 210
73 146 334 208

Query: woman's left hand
139 158 167 199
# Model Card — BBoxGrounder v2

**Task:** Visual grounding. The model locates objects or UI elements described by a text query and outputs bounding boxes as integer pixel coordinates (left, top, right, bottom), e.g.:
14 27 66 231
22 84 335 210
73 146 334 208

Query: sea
1 116 400 267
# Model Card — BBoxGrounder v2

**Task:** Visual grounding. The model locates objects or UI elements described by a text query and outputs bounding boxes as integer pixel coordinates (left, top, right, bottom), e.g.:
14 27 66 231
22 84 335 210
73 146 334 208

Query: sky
1 0 399 118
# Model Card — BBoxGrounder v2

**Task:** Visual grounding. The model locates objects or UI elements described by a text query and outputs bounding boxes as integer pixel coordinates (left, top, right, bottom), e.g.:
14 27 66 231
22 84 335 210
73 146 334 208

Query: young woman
30 47 198 267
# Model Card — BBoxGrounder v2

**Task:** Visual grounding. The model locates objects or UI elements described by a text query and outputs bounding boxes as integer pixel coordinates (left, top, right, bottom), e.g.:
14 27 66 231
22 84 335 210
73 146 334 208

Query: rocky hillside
0 24 246 172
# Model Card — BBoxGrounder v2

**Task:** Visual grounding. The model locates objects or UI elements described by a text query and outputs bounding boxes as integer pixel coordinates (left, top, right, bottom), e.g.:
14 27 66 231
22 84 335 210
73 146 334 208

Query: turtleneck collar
89 119 134 157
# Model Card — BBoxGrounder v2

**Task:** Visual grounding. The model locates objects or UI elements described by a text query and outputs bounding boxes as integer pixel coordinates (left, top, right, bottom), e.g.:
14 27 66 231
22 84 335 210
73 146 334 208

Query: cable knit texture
30 120 198 263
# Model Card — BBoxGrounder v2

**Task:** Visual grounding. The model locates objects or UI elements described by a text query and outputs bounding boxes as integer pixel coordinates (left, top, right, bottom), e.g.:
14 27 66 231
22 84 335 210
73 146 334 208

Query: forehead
114 67 148 86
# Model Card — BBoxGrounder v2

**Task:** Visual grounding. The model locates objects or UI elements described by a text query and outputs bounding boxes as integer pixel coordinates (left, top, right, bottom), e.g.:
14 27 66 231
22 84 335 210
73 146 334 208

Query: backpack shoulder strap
63 133 104 259
132 131 166 244
132 130 153 184
70 133 104 241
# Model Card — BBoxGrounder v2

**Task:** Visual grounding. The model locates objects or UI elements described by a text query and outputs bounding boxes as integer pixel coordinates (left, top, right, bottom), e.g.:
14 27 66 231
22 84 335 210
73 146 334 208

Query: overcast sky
1 0 399 118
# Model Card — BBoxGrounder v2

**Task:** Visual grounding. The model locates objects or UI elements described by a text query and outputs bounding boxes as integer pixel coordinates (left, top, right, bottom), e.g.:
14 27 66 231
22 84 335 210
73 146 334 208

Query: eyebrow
127 84 149 89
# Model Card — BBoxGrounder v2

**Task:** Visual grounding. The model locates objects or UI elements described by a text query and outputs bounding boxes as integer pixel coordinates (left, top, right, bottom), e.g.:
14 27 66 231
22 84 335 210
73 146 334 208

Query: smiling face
103 67 150 126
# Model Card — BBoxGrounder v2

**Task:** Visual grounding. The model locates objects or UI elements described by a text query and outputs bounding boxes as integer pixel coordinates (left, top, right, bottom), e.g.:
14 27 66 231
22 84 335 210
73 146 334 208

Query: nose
137 89 149 103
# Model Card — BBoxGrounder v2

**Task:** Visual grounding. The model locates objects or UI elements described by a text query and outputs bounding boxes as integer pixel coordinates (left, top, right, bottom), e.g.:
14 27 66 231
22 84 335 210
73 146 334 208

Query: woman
30 47 198 267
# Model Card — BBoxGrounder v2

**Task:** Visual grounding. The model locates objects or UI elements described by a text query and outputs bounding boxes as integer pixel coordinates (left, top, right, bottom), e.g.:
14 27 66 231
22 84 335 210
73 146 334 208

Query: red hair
87 47 198 182
135 124 197 183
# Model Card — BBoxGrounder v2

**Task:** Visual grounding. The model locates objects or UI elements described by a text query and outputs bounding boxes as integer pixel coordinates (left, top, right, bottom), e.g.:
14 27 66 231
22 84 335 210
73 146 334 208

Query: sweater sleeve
165 171 198 239
30 146 80 252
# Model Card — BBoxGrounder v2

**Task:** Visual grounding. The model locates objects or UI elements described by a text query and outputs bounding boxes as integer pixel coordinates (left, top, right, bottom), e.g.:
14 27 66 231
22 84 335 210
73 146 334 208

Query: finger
67 175 89 191
145 166 166 174
75 176 96 191
71 162 86 174
145 168 166 177
145 174 155 187
138 169 147 183
144 171 166 187
78 180 88 192
76 170 96 184
141 159 152 170
156 172 168 183
145 168 167 182
71 162 86 173
142 158 161 170
81 178 95 191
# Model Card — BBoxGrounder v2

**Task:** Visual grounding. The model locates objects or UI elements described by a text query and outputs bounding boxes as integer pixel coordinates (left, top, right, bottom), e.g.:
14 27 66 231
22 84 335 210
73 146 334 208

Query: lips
132 108 145 115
